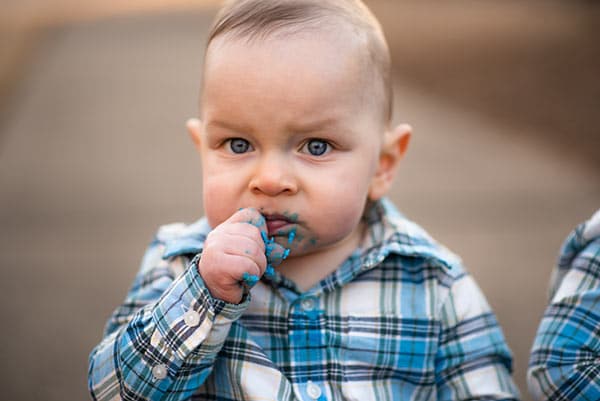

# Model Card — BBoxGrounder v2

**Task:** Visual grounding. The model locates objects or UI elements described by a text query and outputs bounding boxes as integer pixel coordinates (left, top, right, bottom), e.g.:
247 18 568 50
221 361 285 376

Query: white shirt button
306 381 321 399
151 364 168 380
301 297 315 311
183 310 201 327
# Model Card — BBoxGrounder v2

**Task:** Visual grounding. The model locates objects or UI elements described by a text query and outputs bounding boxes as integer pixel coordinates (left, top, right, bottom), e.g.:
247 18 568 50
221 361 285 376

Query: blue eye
228 138 251 154
304 139 329 156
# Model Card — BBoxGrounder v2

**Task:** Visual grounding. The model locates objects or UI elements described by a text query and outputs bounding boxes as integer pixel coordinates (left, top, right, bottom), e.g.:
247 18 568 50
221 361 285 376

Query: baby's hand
197 208 286 304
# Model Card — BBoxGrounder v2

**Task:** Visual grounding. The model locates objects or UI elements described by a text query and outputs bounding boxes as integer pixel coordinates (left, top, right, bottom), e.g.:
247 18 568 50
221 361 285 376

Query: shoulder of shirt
559 208 600 268
150 217 211 260
550 208 600 297
373 198 465 278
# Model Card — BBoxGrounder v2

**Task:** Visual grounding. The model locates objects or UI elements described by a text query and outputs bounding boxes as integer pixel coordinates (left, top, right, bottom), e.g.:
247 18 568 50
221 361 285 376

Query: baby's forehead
204 0 391 124
205 33 366 99
208 22 369 66
205 31 374 101
207 20 378 91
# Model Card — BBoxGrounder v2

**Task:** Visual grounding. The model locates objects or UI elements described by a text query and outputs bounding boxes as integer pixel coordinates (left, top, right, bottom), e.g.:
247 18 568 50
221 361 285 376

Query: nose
248 153 298 196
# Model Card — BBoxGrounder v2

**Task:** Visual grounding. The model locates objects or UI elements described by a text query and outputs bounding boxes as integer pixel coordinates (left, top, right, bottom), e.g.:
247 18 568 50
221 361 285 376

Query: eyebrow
287 117 340 133
206 120 254 134
207 116 342 135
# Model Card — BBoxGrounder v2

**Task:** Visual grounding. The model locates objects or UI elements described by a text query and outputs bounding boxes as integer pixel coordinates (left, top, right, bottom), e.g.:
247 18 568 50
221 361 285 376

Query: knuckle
238 207 258 220
242 224 264 244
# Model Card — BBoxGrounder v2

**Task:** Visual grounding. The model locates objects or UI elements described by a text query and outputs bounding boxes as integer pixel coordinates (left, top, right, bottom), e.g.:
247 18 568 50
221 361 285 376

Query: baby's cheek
318 200 364 240
203 181 236 228
327 183 368 214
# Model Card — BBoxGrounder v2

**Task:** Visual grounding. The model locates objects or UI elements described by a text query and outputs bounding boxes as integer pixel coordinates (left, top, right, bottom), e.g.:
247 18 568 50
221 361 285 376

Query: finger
208 219 266 255
220 232 267 273
226 208 267 233
229 208 273 248
205 252 262 285
204 229 266 275
266 241 290 268
222 208 291 273
228 255 262 289
218 222 266 252
208 255 261 301
226 208 275 255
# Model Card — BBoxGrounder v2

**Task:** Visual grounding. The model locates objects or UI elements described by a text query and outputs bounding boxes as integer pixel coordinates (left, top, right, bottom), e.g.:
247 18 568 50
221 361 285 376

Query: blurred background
1 1 598 400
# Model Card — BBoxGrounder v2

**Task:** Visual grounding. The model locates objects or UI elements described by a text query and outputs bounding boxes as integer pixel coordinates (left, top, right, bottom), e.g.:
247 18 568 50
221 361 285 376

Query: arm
88 209 286 401
527 237 600 401
88 247 249 401
435 272 520 401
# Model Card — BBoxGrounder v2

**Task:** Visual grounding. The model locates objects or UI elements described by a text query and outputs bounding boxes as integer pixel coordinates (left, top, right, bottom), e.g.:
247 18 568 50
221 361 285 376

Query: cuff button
183 310 201 327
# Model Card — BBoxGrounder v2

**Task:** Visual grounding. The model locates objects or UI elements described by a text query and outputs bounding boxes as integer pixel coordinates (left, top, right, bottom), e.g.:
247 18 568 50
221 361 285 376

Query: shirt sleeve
435 272 520 401
88 238 249 401
527 237 600 401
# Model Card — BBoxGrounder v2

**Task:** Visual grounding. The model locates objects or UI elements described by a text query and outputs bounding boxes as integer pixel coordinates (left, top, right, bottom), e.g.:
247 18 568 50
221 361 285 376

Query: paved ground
0 7 598 401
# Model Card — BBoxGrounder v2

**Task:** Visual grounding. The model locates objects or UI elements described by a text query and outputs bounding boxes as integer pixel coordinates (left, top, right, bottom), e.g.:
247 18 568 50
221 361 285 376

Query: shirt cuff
151 255 250 359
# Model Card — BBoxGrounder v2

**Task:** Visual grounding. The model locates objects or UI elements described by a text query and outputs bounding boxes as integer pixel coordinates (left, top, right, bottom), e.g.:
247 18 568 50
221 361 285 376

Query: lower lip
266 220 291 234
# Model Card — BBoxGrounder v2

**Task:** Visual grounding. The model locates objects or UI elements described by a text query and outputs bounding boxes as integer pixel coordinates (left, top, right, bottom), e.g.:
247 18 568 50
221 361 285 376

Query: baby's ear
186 118 203 151
368 124 412 201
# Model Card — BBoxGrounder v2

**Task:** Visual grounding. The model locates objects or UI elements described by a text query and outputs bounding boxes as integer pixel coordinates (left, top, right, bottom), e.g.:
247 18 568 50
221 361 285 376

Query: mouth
263 214 295 235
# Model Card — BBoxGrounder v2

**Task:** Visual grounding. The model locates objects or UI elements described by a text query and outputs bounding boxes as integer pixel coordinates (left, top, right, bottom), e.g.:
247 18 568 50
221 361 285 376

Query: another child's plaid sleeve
435 272 520 400
528 212 600 401
88 236 248 401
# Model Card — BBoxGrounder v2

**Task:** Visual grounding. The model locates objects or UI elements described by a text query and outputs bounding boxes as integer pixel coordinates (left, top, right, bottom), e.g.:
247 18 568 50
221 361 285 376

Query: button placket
306 380 322 399
300 297 315 312
151 364 168 380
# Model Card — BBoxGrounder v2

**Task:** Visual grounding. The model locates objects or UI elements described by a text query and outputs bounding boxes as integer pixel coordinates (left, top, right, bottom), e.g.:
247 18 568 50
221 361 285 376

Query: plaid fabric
528 209 600 401
89 198 518 401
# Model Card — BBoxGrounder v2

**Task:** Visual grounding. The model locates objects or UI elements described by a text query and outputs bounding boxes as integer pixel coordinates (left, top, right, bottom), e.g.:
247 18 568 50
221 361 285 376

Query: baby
89 1 519 400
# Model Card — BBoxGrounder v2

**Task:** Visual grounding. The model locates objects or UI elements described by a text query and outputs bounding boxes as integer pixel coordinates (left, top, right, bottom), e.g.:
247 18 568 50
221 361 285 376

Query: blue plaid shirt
89 199 518 401
528 209 600 400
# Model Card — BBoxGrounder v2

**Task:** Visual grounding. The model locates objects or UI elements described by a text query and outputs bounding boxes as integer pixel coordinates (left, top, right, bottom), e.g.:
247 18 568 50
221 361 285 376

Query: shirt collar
343 198 458 279
161 218 211 259
160 198 459 274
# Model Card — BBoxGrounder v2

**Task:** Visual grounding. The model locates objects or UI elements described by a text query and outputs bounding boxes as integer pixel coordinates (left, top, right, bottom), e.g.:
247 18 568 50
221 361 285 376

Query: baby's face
196 32 387 257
